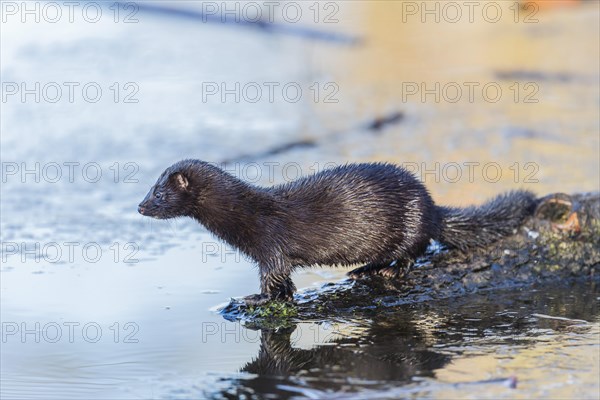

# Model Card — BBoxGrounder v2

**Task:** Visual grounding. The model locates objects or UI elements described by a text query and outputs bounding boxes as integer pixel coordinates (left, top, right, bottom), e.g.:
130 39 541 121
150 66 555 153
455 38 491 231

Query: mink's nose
138 205 146 215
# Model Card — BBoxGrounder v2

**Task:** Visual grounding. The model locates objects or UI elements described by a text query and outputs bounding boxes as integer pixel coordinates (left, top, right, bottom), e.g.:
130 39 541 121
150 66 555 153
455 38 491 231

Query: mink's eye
155 192 162 199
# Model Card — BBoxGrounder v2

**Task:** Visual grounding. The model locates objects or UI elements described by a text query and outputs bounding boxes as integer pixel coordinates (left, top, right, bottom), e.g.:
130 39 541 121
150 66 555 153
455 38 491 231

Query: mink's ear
173 173 188 190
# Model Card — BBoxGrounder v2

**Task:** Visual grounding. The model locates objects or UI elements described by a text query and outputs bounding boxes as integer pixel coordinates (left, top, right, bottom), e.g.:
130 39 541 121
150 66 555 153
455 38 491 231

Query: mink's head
138 160 205 219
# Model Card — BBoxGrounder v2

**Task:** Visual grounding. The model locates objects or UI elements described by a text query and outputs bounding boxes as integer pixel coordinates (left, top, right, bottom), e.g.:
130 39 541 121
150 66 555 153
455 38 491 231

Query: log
221 192 600 323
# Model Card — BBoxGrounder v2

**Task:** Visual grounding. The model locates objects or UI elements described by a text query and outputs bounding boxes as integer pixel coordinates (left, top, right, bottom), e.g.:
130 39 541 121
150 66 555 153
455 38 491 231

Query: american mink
139 160 537 304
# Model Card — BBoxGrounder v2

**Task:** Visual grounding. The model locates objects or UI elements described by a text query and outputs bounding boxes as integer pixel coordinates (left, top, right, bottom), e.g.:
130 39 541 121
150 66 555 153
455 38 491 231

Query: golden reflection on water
433 322 600 399
299 6 600 396
310 1 599 205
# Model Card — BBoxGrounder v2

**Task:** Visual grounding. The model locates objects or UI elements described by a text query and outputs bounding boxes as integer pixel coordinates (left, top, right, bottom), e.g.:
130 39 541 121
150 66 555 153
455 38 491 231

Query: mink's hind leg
348 259 414 279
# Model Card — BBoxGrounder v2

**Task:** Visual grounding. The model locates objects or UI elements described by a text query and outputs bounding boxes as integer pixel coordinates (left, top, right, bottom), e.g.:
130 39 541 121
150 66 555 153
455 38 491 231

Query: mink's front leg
244 262 296 305
261 262 296 301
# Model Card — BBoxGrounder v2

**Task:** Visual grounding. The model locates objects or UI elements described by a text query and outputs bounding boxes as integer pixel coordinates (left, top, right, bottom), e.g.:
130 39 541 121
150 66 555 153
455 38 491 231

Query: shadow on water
196 280 599 399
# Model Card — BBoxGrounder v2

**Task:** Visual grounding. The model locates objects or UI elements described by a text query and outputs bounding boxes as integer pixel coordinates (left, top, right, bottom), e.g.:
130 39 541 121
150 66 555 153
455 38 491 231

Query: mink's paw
347 266 369 279
348 261 413 280
348 268 396 279
348 263 391 279
242 293 271 306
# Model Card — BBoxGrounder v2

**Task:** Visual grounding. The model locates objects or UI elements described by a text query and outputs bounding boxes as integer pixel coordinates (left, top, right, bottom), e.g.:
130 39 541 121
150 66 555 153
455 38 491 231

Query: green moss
241 301 299 329
246 301 298 318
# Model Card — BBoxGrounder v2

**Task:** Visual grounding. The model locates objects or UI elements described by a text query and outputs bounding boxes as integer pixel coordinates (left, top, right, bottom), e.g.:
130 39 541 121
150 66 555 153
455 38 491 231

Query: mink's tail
436 190 538 251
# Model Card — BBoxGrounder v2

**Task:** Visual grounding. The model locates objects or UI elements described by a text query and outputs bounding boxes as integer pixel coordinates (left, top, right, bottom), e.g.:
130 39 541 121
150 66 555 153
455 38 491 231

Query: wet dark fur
139 160 537 303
